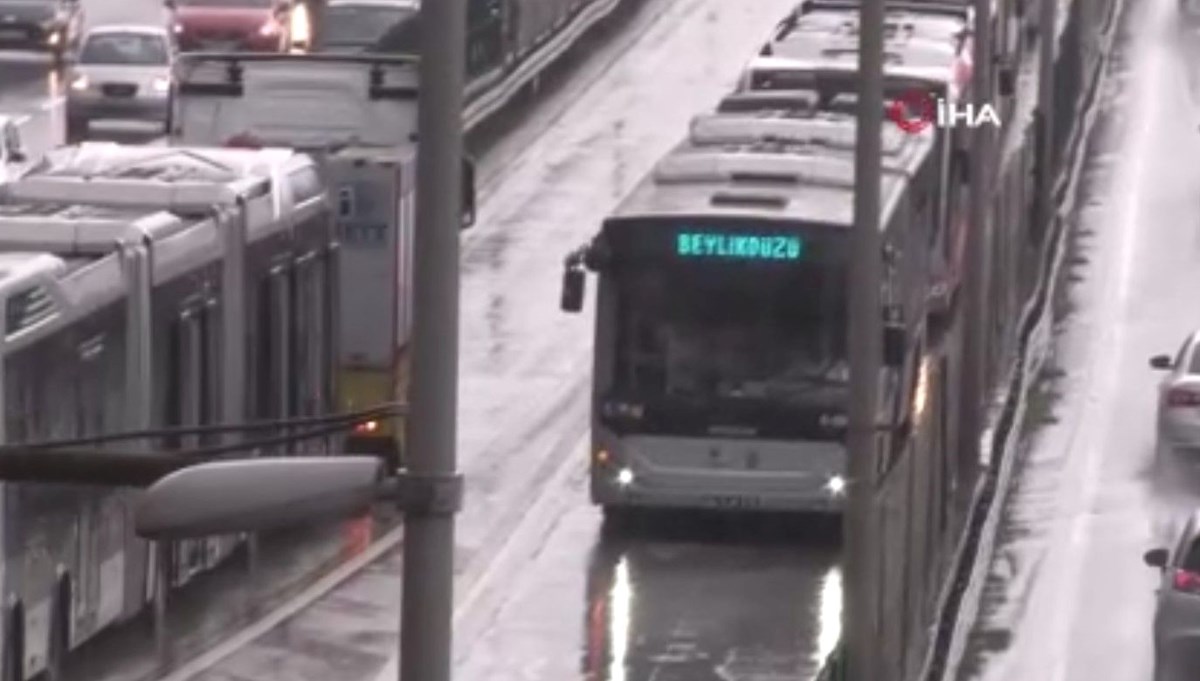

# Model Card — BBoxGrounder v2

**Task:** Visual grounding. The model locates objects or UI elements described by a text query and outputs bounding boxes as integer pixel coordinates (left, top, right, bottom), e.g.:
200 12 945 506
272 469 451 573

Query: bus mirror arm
560 264 586 313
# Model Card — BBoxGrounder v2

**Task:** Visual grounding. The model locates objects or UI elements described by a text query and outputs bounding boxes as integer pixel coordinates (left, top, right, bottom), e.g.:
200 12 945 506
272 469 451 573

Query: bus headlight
825 476 846 497
616 468 634 486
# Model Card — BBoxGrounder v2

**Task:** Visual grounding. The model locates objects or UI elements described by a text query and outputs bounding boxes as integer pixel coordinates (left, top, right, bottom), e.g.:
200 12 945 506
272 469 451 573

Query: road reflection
582 513 841 681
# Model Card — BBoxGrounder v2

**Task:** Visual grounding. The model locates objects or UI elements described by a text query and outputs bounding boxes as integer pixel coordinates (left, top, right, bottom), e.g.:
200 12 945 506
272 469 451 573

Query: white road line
155 523 407 681
1044 5 1164 681
368 435 590 681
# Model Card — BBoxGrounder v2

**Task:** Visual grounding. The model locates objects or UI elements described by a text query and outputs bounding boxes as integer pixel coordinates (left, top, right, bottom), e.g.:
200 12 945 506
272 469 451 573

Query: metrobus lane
953 0 1200 679
59 0 808 679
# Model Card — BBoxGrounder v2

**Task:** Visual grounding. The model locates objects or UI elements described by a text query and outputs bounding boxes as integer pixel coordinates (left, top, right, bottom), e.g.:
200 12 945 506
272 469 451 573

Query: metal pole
846 0 884 677
958 0 994 497
400 0 466 679
1036 0 1056 232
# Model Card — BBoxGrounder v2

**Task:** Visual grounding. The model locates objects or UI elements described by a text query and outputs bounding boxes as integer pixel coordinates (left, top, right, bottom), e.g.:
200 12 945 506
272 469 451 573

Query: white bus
737 2 980 321
0 144 336 678
560 133 937 517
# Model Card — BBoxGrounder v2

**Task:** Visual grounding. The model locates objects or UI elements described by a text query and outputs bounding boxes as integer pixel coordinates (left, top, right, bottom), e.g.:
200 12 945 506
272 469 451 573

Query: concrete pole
1037 0 1056 232
845 0 884 677
958 0 994 495
400 0 466 679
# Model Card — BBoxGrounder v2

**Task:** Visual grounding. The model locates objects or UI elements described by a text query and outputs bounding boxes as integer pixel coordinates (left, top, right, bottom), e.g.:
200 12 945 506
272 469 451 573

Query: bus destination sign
675 231 803 261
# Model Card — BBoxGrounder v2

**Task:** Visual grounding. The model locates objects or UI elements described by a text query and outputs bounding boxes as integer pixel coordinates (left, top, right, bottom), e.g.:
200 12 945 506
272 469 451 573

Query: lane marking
155 523 408 681
1043 6 1164 681
368 434 590 681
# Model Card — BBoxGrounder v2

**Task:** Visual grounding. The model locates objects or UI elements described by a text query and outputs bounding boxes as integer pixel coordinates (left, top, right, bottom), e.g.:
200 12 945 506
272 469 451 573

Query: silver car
65 25 175 141
1150 331 1200 470
1144 513 1200 681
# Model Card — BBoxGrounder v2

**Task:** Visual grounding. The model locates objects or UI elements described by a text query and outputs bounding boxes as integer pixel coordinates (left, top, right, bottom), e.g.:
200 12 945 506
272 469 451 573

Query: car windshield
1186 0 1200 16
79 33 169 65
324 5 416 45
612 259 848 406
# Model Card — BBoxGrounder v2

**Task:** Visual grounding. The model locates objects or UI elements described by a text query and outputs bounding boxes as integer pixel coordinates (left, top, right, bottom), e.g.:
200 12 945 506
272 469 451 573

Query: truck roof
172 53 418 151
609 142 911 229
0 201 190 256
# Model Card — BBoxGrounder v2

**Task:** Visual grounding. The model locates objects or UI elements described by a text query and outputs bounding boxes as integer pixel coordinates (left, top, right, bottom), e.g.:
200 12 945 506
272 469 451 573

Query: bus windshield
611 259 848 410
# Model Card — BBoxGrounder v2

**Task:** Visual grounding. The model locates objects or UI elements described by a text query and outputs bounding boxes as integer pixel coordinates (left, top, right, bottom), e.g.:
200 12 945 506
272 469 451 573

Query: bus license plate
704 495 762 510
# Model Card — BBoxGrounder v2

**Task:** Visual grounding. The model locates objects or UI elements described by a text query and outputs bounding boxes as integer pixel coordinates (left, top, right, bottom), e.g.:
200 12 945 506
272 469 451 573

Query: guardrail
809 0 1125 676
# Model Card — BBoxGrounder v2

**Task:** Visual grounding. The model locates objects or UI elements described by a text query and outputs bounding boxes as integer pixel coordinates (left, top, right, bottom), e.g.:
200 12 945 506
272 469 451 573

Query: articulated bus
559 133 938 516
734 58 979 321
737 3 980 320
0 144 337 677
685 106 957 340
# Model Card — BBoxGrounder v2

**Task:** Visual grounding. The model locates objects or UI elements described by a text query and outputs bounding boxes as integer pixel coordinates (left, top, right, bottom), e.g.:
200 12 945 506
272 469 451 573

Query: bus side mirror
461 155 476 230
561 267 585 313
1150 354 1173 370
883 324 906 367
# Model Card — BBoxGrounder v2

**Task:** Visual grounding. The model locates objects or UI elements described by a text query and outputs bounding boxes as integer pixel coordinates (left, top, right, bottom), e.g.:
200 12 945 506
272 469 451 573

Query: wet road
167 0 836 678
8 0 850 679
956 0 1200 679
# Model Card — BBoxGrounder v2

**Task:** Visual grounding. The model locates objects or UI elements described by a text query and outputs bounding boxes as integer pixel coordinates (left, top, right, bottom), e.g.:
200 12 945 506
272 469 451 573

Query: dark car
166 0 291 52
0 0 83 65
311 0 417 53
1145 511 1200 681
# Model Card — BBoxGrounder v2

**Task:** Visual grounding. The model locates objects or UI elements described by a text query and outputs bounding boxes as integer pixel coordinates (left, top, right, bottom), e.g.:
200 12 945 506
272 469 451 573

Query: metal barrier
811 0 1122 677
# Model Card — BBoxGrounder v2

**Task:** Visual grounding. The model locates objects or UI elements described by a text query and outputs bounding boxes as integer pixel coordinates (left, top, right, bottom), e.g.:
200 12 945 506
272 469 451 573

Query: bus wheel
3 598 23 681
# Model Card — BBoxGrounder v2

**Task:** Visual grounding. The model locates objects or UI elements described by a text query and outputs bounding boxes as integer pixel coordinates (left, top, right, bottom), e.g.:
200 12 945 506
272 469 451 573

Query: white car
1150 330 1200 470
0 115 29 184
65 25 176 141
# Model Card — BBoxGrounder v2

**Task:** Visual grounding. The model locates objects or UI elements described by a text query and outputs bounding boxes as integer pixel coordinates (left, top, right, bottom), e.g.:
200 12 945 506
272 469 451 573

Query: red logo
886 89 937 134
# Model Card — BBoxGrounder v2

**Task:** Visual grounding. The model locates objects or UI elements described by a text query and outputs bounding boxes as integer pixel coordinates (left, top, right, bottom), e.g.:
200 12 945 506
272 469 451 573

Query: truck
168 52 475 466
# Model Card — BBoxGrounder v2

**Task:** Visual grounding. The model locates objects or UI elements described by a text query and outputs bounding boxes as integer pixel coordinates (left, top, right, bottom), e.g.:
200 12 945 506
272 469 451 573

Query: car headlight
258 21 279 36
172 23 183 33
70 74 88 91
152 77 170 93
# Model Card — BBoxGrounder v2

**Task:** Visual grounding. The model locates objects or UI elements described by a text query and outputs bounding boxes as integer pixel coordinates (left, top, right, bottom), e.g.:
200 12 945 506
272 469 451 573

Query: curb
917 0 1126 679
